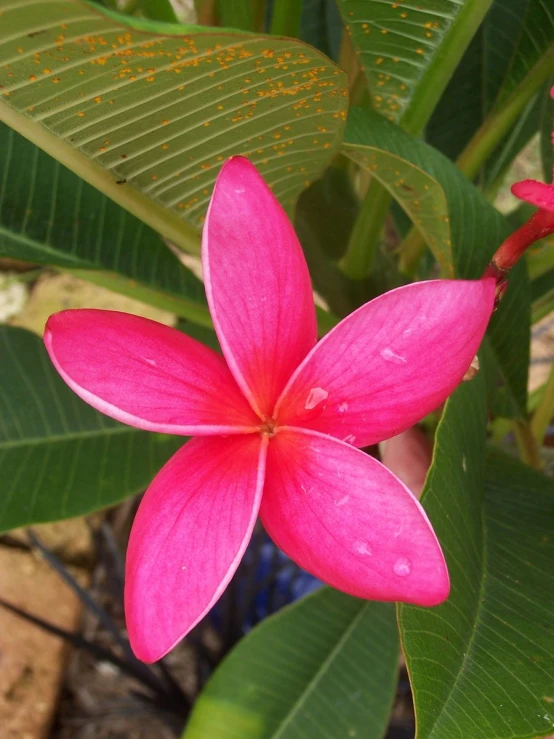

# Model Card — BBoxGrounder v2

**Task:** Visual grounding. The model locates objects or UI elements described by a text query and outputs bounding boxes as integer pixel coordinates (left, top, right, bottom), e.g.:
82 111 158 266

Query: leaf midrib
420 509 489 739
0 224 88 266
271 602 368 738
0 423 146 450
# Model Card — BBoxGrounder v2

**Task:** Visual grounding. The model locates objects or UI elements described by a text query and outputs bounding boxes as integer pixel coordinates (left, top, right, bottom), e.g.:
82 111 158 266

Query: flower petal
261 429 449 606
275 279 495 447
125 435 268 662
511 179 554 212
45 310 258 435
203 157 317 417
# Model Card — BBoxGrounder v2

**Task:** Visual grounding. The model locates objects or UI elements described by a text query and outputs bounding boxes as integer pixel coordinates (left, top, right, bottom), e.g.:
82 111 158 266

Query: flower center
260 416 278 437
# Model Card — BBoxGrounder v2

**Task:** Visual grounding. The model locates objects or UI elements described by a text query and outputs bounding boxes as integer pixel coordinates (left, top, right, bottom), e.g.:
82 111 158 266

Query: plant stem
270 0 302 37
485 208 554 281
531 360 554 444
194 0 217 26
340 180 392 279
513 420 543 469
398 227 426 276
456 46 554 180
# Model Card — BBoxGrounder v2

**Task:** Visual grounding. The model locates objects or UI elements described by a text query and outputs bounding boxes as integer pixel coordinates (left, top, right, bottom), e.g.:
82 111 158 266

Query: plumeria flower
44 157 495 662
511 179 554 213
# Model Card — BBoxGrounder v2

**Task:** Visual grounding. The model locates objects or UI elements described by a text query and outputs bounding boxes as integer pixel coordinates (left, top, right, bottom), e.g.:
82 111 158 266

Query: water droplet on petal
394 557 412 577
234 186 245 194
354 541 373 556
339 401 349 412
335 495 349 507
305 387 328 410
380 347 407 365
342 434 356 444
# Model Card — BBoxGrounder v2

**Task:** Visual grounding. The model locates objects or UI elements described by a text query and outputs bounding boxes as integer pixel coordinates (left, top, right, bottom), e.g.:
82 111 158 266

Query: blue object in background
210 528 322 638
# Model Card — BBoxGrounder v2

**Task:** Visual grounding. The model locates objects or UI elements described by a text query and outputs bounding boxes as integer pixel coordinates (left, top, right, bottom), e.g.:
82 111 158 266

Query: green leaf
398 375 554 739
295 166 361 317
0 325 181 532
343 106 530 417
184 589 399 739
427 0 554 163
217 0 254 32
341 145 454 277
0 123 213 325
0 0 347 253
336 0 493 134
300 0 343 62
483 92 541 196
138 0 179 23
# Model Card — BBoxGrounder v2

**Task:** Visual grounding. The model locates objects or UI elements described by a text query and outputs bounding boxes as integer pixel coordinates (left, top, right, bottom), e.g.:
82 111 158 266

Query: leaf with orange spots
337 0 493 134
342 132 454 277
0 0 347 253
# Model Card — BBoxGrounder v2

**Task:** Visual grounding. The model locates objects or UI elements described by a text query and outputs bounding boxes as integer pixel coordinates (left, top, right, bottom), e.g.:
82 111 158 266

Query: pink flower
511 180 554 213
44 158 495 662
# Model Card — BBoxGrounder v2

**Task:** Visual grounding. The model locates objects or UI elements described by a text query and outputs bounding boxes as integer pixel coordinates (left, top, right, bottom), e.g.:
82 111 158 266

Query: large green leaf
184 589 399 739
343 107 530 417
0 0 347 252
398 375 554 739
341 145 453 277
336 0 492 133
0 123 213 325
427 0 554 164
0 325 181 531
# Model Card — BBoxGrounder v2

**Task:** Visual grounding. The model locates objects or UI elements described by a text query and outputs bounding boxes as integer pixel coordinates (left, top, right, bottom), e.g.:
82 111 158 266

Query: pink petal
125 434 268 662
511 179 554 212
45 310 259 435
275 279 495 447
203 157 317 417
261 429 449 606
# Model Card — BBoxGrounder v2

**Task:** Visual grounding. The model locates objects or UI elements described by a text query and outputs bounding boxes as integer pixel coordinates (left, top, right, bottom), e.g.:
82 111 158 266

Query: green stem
531 361 554 444
269 0 302 37
398 227 426 276
194 0 217 26
456 46 554 180
340 180 392 279
513 420 543 470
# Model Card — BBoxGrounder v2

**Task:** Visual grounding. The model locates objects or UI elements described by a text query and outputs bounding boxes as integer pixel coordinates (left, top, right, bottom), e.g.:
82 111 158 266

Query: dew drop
380 347 407 365
234 186 245 194
305 386 328 410
354 541 373 556
462 456 467 472
393 557 412 577
335 495 349 507
339 401 349 412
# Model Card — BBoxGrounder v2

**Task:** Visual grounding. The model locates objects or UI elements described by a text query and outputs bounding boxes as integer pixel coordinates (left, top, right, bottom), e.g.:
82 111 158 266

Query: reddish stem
484 208 554 304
